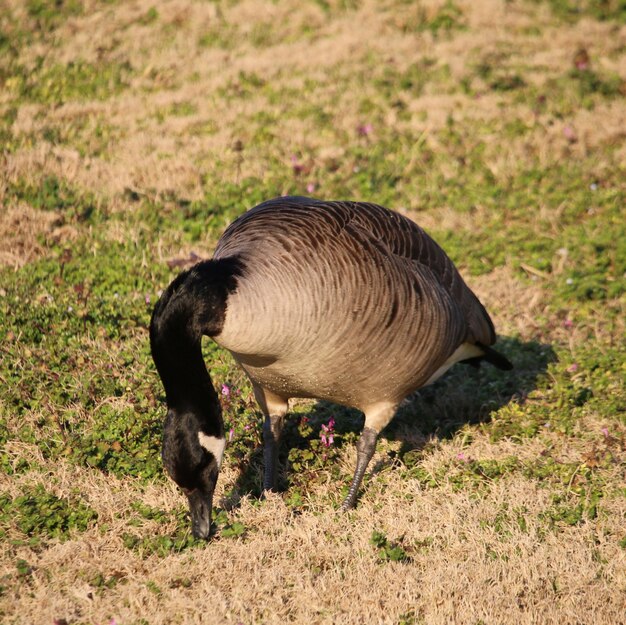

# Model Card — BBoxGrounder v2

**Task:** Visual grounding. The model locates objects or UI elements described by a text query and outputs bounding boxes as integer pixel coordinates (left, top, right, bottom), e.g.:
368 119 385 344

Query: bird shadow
220 336 556 509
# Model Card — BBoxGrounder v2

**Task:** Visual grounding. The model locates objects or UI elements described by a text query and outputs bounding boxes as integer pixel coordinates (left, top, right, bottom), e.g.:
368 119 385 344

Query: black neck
152 322 223 428
150 258 243 437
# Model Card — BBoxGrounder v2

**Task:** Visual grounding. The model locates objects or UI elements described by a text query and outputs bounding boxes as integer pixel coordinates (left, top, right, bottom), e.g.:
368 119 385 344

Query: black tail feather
473 342 513 370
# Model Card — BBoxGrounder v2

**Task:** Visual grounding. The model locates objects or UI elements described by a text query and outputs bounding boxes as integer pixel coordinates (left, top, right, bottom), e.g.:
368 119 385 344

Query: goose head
161 409 225 539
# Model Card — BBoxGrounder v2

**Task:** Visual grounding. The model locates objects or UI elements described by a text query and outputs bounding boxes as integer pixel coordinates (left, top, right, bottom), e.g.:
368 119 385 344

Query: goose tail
461 341 513 371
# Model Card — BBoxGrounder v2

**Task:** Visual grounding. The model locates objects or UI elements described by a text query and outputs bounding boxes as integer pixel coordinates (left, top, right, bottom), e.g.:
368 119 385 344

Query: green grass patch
535 0 626 23
370 530 412 563
8 174 103 221
26 0 83 32
393 1 466 36
11 59 132 104
121 506 247 557
0 485 98 543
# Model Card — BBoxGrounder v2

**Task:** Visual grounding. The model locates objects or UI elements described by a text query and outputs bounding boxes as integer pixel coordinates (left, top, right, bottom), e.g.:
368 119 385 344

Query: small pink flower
228 428 234 442
563 319 573 329
456 452 469 462
290 154 304 174
357 123 373 136
574 50 590 71
320 418 336 447
601 427 609 438
567 363 578 373
306 182 316 194
145 295 151 304
221 383 230 397
563 125 577 142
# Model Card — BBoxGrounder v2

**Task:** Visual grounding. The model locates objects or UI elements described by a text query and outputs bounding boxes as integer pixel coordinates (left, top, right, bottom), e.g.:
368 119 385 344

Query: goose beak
186 489 213 539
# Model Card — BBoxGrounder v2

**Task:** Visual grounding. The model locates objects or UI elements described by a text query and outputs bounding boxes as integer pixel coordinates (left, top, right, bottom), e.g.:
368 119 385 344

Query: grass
0 0 625 623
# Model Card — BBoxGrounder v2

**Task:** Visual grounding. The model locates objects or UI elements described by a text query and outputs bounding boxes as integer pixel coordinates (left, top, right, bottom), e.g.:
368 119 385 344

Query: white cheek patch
197 433 226 468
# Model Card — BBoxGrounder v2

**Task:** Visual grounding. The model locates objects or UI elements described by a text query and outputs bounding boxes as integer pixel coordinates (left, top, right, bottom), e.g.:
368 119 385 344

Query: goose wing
216 196 497 347
336 200 497 347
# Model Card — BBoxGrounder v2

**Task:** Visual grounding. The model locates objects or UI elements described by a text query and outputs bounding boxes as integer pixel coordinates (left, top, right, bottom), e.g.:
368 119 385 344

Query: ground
0 0 625 624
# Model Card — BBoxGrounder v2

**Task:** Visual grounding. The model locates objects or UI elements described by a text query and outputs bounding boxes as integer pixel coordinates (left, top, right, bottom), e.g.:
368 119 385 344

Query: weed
139 7 159 26
121 506 246 557
424 1 466 36
213 510 247 539
146 580 162 596
0 486 97 541
122 513 205 558
370 530 411 563
395 1 466 36
168 101 198 117
397 610 420 625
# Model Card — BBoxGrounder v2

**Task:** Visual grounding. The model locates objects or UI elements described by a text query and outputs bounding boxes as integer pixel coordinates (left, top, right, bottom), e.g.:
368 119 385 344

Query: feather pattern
213 197 500 414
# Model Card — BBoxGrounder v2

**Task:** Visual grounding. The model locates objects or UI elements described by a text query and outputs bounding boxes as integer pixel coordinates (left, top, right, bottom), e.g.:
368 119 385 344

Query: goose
150 196 512 538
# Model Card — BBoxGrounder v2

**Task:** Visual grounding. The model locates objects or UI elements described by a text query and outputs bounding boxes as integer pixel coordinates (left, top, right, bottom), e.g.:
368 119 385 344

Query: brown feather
214 197 505 415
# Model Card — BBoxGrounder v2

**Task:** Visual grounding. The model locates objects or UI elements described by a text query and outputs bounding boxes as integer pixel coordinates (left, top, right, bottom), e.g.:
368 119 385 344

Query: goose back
213 197 494 411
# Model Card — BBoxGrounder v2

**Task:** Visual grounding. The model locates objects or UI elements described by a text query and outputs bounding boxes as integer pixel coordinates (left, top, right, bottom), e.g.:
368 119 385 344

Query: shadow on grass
224 336 556 506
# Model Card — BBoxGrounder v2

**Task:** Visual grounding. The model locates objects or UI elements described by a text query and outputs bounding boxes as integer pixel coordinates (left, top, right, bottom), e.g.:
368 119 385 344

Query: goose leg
340 403 397 511
263 412 285 491
252 385 289 492
340 427 378 510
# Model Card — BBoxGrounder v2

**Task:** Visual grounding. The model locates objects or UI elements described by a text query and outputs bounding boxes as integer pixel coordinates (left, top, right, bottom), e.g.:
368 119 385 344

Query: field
1 0 625 623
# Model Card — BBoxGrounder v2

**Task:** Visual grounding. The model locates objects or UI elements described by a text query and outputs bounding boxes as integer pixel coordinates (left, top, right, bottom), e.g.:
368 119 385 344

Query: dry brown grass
2 420 624 625
3 0 624 215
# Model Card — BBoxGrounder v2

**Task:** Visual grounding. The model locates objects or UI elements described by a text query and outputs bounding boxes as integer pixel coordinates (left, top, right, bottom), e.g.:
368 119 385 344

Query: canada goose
150 196 512 538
